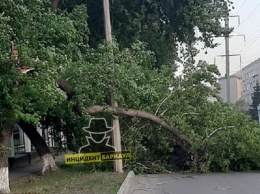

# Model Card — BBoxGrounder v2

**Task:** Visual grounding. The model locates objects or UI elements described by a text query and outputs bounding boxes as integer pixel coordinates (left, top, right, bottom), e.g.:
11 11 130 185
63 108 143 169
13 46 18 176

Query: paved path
129 172 260 194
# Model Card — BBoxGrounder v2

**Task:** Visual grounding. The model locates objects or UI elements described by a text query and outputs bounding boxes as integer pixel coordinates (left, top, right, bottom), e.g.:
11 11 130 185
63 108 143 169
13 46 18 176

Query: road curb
117 171 135 194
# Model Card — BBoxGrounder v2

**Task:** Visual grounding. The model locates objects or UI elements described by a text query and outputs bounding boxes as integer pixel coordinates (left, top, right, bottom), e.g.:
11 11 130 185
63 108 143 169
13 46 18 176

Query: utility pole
102 0 123 173
215 15 244 103
103 0 112 42
225 16 231 102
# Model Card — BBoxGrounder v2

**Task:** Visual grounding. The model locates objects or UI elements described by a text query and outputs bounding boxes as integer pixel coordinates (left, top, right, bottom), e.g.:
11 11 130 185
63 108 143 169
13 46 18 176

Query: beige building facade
218 72 242 103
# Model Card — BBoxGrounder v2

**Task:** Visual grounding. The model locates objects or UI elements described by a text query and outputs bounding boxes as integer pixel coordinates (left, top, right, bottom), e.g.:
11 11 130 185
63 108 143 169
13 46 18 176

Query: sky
179 0 260 77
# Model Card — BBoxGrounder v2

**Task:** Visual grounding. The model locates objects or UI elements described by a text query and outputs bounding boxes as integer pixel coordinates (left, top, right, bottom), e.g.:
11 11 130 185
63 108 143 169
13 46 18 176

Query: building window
13 125 25 155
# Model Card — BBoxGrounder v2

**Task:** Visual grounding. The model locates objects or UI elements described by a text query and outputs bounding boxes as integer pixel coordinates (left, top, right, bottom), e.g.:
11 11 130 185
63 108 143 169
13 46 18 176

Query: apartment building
242 58 260 104
218 72 242 103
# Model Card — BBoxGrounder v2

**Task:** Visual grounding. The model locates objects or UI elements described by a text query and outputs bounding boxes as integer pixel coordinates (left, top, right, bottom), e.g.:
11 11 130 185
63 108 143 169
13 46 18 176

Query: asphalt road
129 172 260 194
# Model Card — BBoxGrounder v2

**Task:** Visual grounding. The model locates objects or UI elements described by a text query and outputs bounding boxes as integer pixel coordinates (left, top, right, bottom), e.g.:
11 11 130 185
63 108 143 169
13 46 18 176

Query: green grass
10 164 127 194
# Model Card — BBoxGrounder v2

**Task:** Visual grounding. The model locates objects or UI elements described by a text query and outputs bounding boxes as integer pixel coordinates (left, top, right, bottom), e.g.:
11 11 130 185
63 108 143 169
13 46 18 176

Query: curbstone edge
117 171 135 194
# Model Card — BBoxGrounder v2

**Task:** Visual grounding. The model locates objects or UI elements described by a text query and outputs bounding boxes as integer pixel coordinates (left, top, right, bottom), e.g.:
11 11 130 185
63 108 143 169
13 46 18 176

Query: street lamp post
257 104 260 125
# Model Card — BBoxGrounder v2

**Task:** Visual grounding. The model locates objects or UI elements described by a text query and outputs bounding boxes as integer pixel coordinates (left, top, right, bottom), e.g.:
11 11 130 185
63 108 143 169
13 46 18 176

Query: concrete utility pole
215 15 244 103
103 0 112 43
225 16 231 102
102 0 123 173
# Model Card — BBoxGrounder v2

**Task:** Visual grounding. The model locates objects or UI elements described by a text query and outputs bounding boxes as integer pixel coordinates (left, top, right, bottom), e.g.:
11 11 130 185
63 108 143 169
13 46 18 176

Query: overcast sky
179 0 260 76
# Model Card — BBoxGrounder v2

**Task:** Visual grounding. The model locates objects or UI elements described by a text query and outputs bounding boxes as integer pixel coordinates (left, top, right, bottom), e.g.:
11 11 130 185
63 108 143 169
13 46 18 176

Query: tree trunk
57 80 192 145
192 151 198 173
41 153 59 175
0 127 11 193
18 120 59 175
51 0 60 12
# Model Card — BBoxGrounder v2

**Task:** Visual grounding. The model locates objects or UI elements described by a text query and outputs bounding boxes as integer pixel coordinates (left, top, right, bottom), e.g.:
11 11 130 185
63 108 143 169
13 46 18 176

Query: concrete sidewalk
9 154 65 181
129 172 260 194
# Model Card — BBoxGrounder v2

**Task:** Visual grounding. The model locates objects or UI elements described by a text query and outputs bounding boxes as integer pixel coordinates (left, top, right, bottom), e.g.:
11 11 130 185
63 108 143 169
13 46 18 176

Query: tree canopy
249 81 260 121
56 0 233 68
1 2 260 191
0 0 90 125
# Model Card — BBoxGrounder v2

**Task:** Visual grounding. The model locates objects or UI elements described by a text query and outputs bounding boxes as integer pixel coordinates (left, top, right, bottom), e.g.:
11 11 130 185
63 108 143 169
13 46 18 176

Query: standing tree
0 1 89 192
55 0 233 68
233 98 250 114
3 0 259 192
0 9 17 192
249 81 260 121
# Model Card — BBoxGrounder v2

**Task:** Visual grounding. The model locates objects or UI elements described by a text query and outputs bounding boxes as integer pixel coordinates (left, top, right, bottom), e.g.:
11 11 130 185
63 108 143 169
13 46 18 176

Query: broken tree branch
202 126 235 145
155 93 172 116
85 106 193 145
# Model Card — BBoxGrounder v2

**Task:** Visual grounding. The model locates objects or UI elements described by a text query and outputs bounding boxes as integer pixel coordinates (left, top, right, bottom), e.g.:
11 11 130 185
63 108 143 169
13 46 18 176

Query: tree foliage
53 39 260 173
1 0 260 182
249 81 260 121
0 0 90 125
233 98 250 114
57 0 233 68
0 2 92 191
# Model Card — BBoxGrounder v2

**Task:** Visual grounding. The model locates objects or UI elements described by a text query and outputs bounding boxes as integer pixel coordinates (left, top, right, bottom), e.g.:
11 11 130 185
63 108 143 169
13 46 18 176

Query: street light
257 104 260 125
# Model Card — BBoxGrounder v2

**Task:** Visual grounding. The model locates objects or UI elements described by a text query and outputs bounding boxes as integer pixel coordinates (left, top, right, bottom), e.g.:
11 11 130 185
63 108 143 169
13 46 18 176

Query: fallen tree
85 105 197 171
86 105 193 146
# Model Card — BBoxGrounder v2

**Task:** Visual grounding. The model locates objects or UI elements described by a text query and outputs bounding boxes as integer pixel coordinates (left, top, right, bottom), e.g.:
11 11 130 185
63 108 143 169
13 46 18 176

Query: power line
229 2 260 54
238 33 260 53
248 26 260 38
214 15 243 102
235 0 248 14
240 3 260 26
238 42 260 54
231 25 260 53
236 27 260 53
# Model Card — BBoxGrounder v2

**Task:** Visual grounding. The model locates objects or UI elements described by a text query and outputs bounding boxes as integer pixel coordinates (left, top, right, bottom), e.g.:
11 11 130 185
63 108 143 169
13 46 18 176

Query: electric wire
235 0 248 14
239 2 260 26
230 21 260 53
238 32 260 53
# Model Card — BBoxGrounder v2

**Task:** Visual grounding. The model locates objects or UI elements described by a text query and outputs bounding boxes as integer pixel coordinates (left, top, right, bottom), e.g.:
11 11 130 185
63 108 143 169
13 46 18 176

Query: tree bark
57 78 82 116
192 151 198 173
51 0 60 12
57 80 192 144
0 127 12 193
86 106 193 145
18 120 58 175
41 153 59 175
